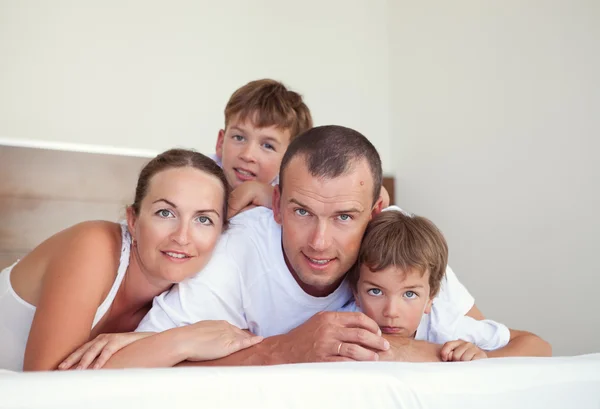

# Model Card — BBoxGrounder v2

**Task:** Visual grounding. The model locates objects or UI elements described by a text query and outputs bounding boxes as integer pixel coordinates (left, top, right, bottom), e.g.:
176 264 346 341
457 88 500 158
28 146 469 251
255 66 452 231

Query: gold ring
337 342 342 355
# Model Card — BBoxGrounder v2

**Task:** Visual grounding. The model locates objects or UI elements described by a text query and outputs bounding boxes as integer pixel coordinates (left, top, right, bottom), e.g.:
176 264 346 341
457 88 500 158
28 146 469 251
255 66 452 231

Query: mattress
1 354 599 409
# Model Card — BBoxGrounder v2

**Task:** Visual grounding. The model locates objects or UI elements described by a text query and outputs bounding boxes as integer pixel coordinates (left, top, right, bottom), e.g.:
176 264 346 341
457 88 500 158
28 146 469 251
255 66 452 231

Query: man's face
273 156 382 297
216 114 291 189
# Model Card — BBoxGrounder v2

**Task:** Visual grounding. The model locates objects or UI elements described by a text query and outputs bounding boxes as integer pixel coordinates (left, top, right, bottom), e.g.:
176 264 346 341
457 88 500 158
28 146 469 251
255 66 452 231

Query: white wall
389 1 600 355
2 1 598 356
0 0 393 171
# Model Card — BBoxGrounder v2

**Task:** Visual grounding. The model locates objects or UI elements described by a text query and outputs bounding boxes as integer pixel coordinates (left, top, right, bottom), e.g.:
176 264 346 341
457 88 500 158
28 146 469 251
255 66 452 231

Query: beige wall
1 1 598 355
0 0 393 171
389 1 600 355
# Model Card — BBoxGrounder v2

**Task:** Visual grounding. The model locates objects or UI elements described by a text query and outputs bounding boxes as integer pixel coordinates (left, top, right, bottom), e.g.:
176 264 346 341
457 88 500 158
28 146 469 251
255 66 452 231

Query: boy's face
216 114 291 189
354 265 433 336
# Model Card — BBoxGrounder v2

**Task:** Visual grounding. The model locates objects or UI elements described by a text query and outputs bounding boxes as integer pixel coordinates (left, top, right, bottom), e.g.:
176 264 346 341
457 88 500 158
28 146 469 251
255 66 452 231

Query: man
92 125 551 367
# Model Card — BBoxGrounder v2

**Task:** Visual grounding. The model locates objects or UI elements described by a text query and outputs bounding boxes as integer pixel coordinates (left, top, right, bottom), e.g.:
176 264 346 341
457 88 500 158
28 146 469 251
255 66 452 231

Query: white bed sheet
1 354 599 409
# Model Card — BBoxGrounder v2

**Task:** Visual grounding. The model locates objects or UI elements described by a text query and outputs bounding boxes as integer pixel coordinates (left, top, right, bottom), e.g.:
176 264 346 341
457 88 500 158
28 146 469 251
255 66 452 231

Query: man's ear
215 129 225 160
272 184 283 225
370 195 384 220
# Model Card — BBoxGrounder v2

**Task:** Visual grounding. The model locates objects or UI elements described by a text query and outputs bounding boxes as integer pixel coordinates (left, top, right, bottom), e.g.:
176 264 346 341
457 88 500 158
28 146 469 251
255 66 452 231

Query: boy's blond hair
224 79 313 139
349 210 448 297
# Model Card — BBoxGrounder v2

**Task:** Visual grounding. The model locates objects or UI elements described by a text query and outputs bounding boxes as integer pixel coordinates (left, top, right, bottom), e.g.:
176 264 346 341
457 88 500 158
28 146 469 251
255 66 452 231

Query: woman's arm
23 222 118 371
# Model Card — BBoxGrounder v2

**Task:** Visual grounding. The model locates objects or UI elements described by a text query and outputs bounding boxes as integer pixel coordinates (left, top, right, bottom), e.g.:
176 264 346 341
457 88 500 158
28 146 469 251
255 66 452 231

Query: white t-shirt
208 153 280 186
340 299 509 350
136 207 475 337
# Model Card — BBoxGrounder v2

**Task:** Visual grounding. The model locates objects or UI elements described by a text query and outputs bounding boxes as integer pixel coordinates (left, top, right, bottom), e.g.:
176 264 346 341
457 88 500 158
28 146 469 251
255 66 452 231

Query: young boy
346 208 511 361
210 79 312 216
212 79 390 218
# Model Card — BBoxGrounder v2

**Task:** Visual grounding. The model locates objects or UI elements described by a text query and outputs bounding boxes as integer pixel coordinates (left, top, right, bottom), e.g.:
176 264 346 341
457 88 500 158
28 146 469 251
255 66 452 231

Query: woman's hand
58 332 154 370
176 320 263 362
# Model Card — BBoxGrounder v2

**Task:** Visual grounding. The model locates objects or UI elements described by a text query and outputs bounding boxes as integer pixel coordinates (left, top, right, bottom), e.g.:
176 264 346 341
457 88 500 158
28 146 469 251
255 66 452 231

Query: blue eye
233 135 245 142
195 215 213 226
404 291 417 299
367 288 383 296
263 143 275 151
295 209 309 217
156 209 174 218
338 214 352 221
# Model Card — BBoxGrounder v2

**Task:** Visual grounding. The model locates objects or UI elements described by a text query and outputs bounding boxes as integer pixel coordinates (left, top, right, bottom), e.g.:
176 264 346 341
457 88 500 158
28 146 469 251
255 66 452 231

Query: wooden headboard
0 145 150 269
0 144 395 269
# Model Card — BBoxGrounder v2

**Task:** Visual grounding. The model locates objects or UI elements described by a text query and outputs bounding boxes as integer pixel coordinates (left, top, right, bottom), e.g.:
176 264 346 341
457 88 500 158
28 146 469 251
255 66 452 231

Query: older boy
210 79 312 216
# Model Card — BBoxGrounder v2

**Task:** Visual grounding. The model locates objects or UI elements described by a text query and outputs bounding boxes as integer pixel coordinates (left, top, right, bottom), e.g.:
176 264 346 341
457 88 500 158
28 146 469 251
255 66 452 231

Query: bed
1 355 599 408
1 142 598 408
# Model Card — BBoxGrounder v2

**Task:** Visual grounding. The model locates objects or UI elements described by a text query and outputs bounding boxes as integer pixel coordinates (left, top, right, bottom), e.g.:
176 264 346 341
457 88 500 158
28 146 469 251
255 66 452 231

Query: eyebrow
230 126 282 145
362 280 424 290
152 199 221 218
289 198 363 215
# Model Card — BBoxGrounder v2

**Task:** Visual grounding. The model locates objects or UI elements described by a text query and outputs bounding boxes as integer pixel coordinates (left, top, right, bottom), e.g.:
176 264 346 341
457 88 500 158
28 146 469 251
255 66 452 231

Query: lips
161 250 193 262
303 253 336 270
233 167 257 181
379 326 403 334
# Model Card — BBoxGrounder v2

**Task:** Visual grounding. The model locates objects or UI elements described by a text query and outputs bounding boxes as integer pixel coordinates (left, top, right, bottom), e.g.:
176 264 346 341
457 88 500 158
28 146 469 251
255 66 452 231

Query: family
0 79 551 371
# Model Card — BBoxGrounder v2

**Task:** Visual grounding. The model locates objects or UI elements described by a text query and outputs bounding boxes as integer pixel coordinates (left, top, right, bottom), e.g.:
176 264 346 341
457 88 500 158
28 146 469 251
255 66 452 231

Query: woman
0 148 262 371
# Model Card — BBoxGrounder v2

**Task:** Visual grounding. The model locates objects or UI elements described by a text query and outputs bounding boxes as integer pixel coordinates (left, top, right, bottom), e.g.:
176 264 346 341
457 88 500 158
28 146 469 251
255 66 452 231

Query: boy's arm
228 181 274 218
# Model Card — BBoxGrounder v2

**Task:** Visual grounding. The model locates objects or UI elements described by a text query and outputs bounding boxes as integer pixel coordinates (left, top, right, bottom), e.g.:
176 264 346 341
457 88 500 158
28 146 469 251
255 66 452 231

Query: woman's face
127 166 226 285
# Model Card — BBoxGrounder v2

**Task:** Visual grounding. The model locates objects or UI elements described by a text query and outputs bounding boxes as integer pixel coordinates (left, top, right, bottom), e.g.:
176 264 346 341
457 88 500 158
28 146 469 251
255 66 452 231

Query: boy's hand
441 340 488 361
228 181 274 219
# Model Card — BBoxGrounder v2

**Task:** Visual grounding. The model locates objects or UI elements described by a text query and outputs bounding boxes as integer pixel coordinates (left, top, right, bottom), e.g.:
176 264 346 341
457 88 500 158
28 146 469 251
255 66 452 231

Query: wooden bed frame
0 144 395 269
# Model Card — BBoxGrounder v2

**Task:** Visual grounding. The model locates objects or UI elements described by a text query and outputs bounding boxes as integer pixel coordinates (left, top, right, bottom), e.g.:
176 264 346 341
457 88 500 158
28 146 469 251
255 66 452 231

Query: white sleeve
422 299 510 351
136 237 247 333
436 265 474 316
452 316 511 351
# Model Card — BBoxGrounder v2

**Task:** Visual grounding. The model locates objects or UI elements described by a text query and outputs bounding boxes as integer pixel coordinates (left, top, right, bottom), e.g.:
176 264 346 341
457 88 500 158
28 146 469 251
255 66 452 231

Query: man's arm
105 312 390 368
487 329 552 357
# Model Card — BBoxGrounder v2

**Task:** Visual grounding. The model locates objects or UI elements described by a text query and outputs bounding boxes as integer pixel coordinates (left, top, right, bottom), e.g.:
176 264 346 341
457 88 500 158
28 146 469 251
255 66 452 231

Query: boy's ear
424 297 434 315
216 129 225 160
352 290 361 308
272 185 283 225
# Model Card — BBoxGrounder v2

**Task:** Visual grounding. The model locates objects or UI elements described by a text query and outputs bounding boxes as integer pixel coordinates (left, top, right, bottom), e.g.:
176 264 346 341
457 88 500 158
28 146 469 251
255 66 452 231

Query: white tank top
0 223 131 371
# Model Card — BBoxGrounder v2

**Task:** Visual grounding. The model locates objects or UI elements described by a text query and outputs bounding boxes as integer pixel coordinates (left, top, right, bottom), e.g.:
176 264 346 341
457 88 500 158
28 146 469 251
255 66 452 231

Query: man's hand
275 311 390 363
441 340 488 361
228 181 274 218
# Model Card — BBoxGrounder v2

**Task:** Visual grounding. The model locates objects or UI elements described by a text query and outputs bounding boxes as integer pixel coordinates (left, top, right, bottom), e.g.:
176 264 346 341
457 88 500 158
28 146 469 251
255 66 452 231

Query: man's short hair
278 125 382 204
348 210 448 297
224 79 313 139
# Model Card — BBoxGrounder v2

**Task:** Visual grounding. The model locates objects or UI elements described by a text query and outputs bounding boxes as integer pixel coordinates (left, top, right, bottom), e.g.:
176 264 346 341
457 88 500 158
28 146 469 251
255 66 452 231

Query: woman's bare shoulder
11 221 124 304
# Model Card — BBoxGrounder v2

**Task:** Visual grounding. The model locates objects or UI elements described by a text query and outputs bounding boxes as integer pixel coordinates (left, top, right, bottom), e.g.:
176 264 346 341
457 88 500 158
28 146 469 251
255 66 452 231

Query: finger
326 356 355 362
59 342 93 370
334 312 381 335
92 345 118 369
339 342 379 362
440 341 461 361
461 348 477 362
77 339 109 369
230 336 264 353
339 327 389 352
451 343 472 362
